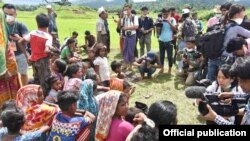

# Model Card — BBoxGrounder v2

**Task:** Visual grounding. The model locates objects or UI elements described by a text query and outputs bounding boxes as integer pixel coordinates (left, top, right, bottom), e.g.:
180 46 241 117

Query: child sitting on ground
45 75 63 104
51 58 67 84
78 62 89 80
1 99 16 111
84 30 96 50
82 48 96 69
0 108 50 140
47 91 96 141
111 60 125 79
125 107 143 125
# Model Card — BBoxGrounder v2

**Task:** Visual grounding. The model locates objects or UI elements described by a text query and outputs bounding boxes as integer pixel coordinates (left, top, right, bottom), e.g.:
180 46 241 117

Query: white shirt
94 56 110 82
121 15 139 35
206 81 244 94
96 17 107 35
206 81 245 123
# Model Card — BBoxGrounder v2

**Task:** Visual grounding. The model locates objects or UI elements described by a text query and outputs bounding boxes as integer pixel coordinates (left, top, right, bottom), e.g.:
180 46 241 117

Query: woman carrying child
16 84 59 131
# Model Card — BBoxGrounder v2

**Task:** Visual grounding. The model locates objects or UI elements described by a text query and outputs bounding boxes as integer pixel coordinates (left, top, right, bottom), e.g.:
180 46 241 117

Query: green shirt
60 46 71 61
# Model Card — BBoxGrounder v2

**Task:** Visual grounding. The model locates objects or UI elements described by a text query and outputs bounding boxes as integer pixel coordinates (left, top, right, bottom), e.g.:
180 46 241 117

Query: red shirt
174 14 180 23
24 30 52 61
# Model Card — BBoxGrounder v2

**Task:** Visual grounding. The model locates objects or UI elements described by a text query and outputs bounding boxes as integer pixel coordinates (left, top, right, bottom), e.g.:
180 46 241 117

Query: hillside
76 0 250 9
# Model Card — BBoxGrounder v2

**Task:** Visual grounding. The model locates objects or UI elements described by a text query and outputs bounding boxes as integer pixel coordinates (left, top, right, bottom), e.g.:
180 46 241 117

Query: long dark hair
223 4 245 25
216 64 238 91
95 43 107 57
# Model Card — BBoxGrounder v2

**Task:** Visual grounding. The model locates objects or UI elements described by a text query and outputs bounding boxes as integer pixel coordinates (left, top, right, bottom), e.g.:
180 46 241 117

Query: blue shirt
0 127 42 141
47 112 89 141
159 18 176 42
139 17 154 30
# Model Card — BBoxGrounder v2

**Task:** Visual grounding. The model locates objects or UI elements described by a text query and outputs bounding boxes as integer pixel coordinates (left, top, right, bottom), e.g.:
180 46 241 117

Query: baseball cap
182 9 190 14
146 51 156 61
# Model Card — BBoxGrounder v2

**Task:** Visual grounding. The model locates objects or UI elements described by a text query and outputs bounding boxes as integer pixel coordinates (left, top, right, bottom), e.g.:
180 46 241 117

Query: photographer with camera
133 51 162 79
177 37 203 86
200 64 244 124
157 8 177 74
202 57 250 125
121 4 139 71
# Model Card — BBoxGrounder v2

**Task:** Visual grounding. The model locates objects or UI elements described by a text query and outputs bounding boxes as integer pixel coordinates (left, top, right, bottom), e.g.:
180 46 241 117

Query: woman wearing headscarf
16 84 59 131
95 90 133 141
77 79 98 141
0 11 20 107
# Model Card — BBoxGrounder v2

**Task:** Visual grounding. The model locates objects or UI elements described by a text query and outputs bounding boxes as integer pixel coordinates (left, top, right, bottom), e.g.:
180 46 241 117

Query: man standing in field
2 3 29 86
121 4 139 70
96 7 110 52
138 6 154 57
47 5 58 34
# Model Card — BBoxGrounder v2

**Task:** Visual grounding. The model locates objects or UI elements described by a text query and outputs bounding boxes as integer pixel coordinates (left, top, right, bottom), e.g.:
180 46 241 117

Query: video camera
185 86 248 117
155 19 170 28
179 50 202 60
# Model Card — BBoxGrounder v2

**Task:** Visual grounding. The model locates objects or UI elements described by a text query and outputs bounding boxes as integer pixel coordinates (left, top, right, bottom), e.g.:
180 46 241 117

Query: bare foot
159 69 164 74
168 69 172 75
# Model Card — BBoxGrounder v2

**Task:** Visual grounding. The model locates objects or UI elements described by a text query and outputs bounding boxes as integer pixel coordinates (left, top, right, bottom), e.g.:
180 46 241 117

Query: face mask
215 13 222 18
234 18 243 25
223 84 231 92
186 48 194 52
123 11 128 15
6 15 15 23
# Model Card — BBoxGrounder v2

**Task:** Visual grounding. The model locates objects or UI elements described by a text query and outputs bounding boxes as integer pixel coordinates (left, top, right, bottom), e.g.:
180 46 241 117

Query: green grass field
17 6 203 124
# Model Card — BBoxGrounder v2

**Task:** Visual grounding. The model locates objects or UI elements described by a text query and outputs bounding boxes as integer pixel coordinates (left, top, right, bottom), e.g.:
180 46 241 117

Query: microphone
185 86 221 102
185 86 206 99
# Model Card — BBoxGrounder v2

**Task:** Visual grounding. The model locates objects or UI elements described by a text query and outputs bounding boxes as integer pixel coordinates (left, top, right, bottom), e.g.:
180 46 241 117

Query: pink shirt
207 16 219 27
106 118 134 141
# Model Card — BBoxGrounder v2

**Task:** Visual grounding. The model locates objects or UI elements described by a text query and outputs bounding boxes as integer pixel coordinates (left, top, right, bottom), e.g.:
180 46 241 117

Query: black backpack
198 23 236 59
182 19 196 38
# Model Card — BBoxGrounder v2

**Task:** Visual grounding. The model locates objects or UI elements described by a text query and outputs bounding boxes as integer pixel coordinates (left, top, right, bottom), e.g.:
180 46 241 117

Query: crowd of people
0 1 250 141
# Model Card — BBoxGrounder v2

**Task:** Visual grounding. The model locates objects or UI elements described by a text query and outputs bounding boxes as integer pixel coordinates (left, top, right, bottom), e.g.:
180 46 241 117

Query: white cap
97 6 105 15
46 5 52 9
182 9 190 14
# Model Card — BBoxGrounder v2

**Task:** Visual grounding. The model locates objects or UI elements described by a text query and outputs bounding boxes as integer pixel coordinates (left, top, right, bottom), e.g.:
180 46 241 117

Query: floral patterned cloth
16 84 59 131
0 11 20 107
95 90 121 141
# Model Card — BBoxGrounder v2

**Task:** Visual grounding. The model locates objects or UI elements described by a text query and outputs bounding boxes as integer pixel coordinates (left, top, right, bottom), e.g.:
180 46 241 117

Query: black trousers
159 40 173 68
